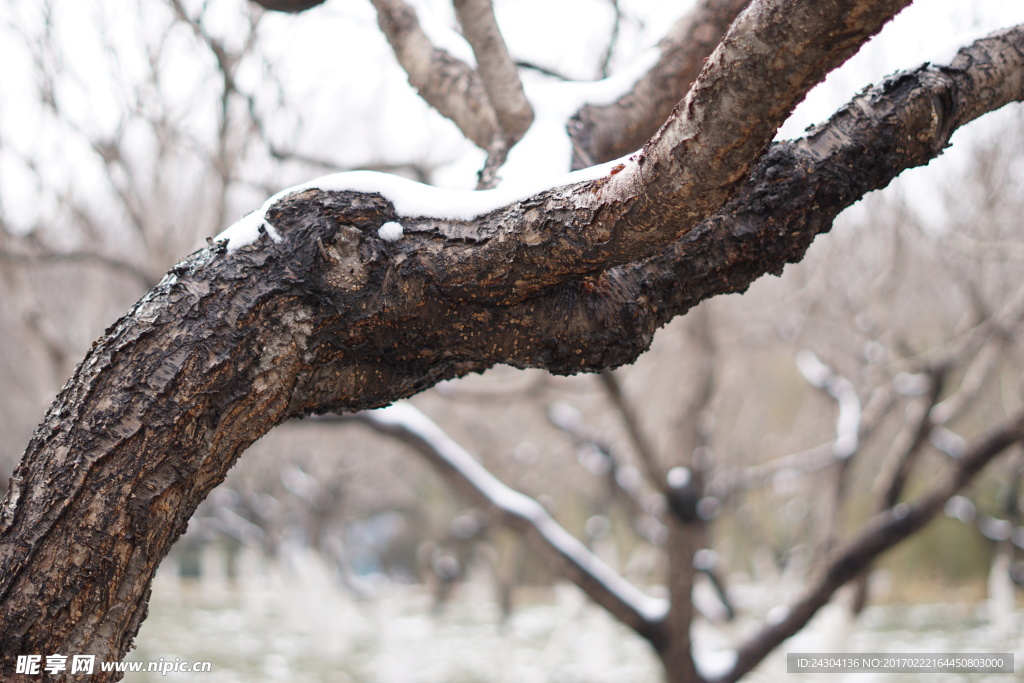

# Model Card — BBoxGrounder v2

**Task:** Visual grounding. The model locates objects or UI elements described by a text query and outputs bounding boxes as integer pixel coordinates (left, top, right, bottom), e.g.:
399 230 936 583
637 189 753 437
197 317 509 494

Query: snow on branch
221 0 923 289
795 350 860 459
213 156 632 251
355 402 669 637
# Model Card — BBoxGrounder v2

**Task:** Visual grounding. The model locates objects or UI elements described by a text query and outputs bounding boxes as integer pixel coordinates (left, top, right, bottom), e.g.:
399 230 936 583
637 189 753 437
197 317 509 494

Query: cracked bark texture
1 3 1024 681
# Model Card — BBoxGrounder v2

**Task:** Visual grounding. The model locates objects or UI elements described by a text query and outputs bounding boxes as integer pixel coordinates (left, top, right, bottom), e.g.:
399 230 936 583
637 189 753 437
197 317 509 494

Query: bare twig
168 0 267 234
878 368 946 512
931 339 1007 424
599 0 623 79
910 281 1024 376
514 59 571 81
600 370 666 489
547 401 663 537
674 303 717 462
0 247 156 290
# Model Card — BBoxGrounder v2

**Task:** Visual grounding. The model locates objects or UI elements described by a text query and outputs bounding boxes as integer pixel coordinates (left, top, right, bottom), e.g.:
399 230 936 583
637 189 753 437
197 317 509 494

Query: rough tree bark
2 0 1024 680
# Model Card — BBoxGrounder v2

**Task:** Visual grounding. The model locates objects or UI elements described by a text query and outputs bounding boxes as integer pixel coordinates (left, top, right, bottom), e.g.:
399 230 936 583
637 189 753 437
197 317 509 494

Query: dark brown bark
659 519 704 683
571 0 752 169
0 14 1022 683
594 0 915 270
658 303 717 683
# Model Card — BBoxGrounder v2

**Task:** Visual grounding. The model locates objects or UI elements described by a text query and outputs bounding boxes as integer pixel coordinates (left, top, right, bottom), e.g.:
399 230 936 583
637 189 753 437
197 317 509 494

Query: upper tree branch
264 0 918 307
238 26 1024 385
251 27 1024 384
626 0 912 240
571 0 751 168
371 0 500 150
452 0 533 145
608 25 1024 338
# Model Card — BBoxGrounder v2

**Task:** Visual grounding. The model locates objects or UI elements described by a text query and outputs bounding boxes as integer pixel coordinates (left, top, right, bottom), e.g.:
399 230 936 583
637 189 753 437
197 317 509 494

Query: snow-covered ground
129 549 1022 682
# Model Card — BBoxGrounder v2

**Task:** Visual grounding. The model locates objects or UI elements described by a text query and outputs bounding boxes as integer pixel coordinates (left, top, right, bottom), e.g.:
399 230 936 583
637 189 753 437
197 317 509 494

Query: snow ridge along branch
224 0 916 305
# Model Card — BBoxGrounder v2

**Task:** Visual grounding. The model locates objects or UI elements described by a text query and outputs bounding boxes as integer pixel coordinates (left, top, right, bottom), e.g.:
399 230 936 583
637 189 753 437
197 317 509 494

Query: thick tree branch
241 0 919 309
600 26 1024 338
600 370 666 488
626 0 912 241
658 304 719 683
370 0 500 150
452 0 533 145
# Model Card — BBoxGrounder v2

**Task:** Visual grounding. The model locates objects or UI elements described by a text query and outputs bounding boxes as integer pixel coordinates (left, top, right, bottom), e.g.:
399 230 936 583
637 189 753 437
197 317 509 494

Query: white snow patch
921 27 999 69
221 210 283 251
215 154 635 252
378 221 404 242
214 47 658 252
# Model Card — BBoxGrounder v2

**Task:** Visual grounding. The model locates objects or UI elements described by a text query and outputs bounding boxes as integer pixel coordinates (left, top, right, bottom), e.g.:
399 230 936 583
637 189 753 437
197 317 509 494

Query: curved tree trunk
1 11 1023 683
